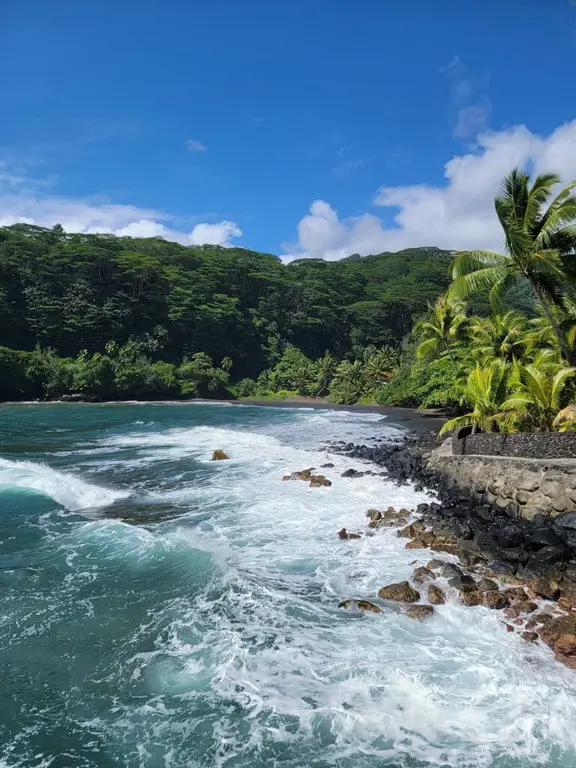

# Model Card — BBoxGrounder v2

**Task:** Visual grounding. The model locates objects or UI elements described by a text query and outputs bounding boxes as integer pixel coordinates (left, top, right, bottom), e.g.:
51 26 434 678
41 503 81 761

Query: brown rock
211 450 230 461
338 527 361 540
557 597 576 613
504 623 515 632
378 581 420 603
521 631 539 643
284 469 312 481
539 614 576 667
309 475 332 488
406 604 434 620
412 566 434 584
477 578 499 592
533 612 553 625
428 584 446 605
512 600 538 614
525 618 538 630
398 521 425 539
426 559 445 571
514 618 524 626
461 590 483 607
525 575 560 600
405 532 437 549
366 509 382 522
504 607 520 619
502 587 529 602
338 599 381 613
483 591 509 610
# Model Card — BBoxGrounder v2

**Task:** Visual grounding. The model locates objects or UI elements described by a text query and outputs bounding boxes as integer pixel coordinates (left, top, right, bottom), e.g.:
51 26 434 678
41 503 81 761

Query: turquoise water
1 403 576 768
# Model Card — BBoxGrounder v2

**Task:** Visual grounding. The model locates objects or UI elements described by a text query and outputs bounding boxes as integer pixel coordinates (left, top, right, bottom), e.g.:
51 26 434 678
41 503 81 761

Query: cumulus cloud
284 120 576 261
185 138 208 152
188 221 243 246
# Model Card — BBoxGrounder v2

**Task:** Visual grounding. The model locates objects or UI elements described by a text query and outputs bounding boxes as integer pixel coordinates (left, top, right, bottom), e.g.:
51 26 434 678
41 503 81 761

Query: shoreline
0 397 446 436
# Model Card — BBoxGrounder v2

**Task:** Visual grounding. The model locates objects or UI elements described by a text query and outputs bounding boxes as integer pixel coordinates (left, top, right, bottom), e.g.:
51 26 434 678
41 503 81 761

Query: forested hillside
0 223 451 384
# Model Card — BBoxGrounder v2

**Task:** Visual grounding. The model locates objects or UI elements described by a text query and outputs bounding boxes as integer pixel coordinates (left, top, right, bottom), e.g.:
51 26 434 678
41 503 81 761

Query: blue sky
1 0 576 259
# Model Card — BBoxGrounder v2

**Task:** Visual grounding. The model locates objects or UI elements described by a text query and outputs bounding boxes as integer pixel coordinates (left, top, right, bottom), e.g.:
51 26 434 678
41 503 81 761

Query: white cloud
189 221 243 246
454 103 491 139
444 56 491 139
185 139 208 152
284 120 576 261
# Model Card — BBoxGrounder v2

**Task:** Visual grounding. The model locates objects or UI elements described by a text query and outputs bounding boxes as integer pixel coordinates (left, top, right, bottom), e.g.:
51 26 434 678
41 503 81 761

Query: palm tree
415 294 467 362
364 346 400 387
450 169 576 364
504 353 576 431
439 361 513 436
469 311 527 363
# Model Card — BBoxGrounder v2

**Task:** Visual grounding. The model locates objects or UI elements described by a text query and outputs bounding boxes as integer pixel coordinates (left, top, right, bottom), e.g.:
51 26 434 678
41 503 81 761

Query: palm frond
449 267 507 301
452 250 509 279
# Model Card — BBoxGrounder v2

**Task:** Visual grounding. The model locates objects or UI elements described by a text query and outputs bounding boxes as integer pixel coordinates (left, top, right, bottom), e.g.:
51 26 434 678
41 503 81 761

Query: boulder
501 587 529 602
539 614 576 668
284 469 313 481
211 450 230 461
477 577 499 592
441 563 476 592
521 631 539 643
526 528 564 551
378 581 420 603
483 591 509 610
461 590 483 607
398 521 426 539
412 566 434 584
521 562 562 599
321 463 335 468
426 559 445 571
338 599 381 613
512 600 538 614
428 584 446 605
497 525 525 549
338 527 362 540
309 475 332 488
406 605 435 621
341 469 364 478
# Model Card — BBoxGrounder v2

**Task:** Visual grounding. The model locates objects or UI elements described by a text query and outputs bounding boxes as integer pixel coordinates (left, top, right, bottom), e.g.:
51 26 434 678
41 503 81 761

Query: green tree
415 294 467 362
439 361 513 436
469 311 527 363
450 169 576 363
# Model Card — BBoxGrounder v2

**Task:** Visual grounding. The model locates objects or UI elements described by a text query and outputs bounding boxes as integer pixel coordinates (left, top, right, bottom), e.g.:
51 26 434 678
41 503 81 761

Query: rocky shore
328 433 576 669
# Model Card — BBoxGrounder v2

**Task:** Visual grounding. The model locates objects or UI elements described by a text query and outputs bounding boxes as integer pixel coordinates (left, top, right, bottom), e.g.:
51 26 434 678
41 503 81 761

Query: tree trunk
531 283 576 365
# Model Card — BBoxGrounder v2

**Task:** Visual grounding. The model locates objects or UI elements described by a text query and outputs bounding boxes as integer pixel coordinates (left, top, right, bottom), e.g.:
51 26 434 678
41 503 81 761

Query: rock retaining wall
452 431 576 459
429 443 576 520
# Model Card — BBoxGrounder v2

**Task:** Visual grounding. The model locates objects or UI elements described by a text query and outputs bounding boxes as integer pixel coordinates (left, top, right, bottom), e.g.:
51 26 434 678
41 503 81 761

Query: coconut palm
470 311 527 363
504 353 576 431
364 346 400 387
450 169 576 363
415 294 467 362
438 361 514 436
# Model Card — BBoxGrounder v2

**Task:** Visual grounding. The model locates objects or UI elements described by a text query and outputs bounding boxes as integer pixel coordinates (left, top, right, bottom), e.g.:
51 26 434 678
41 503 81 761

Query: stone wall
428 441 576 520
452 431 576 459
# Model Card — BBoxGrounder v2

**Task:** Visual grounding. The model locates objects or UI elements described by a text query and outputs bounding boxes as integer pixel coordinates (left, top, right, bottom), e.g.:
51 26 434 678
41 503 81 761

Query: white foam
0 457 129 511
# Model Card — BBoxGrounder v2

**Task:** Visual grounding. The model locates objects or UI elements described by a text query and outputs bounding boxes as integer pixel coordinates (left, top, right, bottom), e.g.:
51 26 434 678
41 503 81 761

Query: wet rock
309 475 332 488
534 612 553 625
412 566 434 584
378 581 420 603
211 450 230 461
521 562 561 600
341 468 365 478
426 559 445 571
321 463 335 468
477 577 499 592
512 600 538 614
461 590 483 607
539 614 576 667
504 607 520 619
428 584 446 605
526 528 564 551
497 525 525 549
500 587 529 603
405 533 436 549
406 605 434 620
483 591 509 609
368 507 408 528
338 528 362 540
441 563 476 592
284 469 313 481
505 623 515 633
338 599 381 613
557 596 576 613
398 521 426 539
522 631 539 643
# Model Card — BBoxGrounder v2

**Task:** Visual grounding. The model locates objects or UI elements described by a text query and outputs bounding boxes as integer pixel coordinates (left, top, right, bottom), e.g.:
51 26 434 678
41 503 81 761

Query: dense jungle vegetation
1 168 575 433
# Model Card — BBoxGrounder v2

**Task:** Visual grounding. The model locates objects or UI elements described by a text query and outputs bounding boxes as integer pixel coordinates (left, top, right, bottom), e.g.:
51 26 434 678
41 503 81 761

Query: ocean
1 402 575 768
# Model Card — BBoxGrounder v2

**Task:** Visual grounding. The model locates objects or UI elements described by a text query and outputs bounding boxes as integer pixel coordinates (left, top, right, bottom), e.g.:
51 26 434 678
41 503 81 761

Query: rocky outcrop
406 605 434 620
309 474 332 488
378 581 420 603
428 584 446 604
211 450 230 460
339 599 382 613
338 527 362 540
282 469 332 487
540 614 576 667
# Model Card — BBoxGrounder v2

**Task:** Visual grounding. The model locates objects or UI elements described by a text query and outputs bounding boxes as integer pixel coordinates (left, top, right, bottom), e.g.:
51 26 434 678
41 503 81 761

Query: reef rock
378 581 420 603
